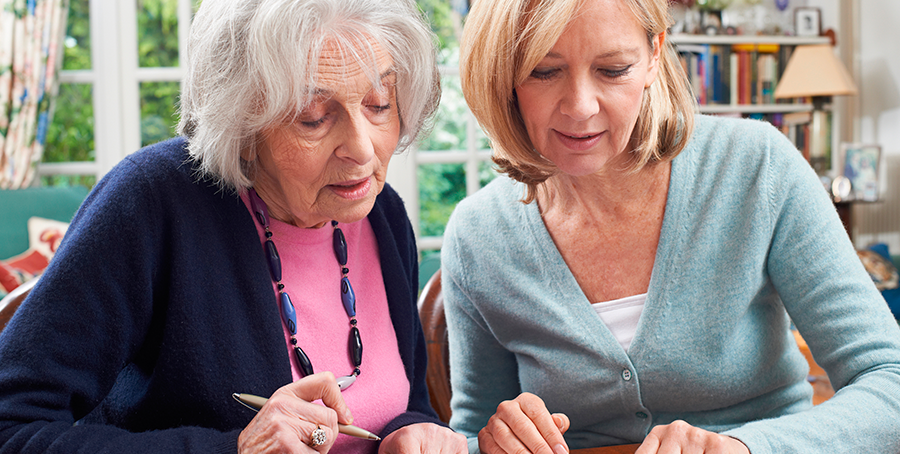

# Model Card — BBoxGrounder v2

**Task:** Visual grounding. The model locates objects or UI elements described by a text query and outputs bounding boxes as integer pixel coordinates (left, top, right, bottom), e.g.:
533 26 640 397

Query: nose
559 75 600 121
334 111 376 165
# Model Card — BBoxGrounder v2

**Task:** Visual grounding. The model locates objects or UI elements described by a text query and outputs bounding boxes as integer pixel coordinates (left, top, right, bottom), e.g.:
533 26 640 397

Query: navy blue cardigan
0 138 442 453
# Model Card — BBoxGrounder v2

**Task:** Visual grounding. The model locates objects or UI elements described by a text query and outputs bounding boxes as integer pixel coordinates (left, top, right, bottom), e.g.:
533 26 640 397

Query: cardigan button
622 369 633 381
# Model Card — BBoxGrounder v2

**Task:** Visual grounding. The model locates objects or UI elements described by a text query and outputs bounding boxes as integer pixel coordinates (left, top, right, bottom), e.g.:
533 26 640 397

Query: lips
328 177 372 200
553 129 603 151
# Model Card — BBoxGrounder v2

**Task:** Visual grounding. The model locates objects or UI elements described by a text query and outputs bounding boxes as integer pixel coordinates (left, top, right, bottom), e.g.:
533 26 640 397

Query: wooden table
572 444 640 454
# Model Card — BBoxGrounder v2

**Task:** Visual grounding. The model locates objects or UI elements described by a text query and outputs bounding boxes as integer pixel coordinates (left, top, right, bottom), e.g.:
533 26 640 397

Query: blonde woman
442 0 900 452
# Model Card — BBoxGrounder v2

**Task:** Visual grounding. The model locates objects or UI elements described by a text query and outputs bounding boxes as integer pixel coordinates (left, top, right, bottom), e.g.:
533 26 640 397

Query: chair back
0 277 37 333
417 268 452 423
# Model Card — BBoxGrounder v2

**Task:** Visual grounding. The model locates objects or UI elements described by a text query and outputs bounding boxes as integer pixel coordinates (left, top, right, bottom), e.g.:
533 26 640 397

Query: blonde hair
460 0 696 202
178 0 441 191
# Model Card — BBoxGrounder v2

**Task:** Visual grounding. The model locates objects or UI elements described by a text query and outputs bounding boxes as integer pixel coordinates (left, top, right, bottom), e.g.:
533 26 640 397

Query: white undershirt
591 293 647 352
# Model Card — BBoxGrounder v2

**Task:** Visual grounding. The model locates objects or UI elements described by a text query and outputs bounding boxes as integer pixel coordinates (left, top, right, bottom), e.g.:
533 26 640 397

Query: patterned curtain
0 0 70 189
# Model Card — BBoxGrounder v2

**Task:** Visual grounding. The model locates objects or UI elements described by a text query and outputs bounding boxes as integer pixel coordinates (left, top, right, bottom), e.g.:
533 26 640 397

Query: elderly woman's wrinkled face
515 0 661 177
253 40 399 228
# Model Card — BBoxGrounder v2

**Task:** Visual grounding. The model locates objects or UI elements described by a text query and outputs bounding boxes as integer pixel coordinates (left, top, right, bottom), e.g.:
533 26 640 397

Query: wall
853 0 900 252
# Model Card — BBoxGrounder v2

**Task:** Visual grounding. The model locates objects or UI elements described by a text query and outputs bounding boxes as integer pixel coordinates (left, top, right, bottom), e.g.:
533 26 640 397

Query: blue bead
264 239 282 282
349 326 362 367
341 277 356 317
280 292 297 335
333 228 347 265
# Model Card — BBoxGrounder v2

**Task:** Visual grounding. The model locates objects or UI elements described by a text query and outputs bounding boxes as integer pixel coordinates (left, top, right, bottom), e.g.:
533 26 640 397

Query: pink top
241 193 410 453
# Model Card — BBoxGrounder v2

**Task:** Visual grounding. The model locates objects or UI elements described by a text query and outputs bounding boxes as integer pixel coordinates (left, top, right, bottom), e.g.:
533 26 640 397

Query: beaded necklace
249 188 362 390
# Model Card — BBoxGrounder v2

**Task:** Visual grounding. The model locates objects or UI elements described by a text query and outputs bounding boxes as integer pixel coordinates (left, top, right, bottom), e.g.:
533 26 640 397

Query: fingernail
554 443 568 454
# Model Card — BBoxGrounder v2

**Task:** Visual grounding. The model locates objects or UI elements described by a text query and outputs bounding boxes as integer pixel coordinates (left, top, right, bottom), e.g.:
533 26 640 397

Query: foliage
42 0 93 189
137 0 181 145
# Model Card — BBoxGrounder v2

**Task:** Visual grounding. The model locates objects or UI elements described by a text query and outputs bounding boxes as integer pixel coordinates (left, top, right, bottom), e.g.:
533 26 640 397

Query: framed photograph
841 143 881 201
794 7 822 37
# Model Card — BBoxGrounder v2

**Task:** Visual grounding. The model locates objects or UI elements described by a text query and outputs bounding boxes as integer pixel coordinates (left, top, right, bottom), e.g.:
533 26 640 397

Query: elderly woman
0 0 467 453
441 0 900 452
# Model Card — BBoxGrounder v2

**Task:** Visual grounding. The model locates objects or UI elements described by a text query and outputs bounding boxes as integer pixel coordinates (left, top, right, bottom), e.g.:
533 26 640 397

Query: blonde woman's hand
378 422 468 453
478 392 570 454
238 372 353 453
635 420 750 454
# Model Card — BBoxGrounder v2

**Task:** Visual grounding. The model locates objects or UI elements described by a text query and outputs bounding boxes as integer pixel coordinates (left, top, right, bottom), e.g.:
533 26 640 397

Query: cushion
0 250 47 293
26 217 69 260
857 249 899 291
0 216 69 298
861 243 900 319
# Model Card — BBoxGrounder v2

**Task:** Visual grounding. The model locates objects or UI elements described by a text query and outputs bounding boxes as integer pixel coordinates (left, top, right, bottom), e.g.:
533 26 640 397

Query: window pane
137 0 180 68
63 0 91 70
417 0 464 66
45 83 94 163
418 163 466 237
420 76 466 151
40 174 97 188
479 160 498 188
140 81 180 146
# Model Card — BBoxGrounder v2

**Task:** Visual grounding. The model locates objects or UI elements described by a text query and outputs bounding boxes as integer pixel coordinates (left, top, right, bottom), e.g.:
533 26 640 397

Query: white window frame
39 0 192 180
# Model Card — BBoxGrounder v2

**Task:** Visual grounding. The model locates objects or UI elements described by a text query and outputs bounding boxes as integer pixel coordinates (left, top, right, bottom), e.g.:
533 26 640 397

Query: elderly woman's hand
377 422 467 454
478 392 570 454
237 372 352 453
635 420 750 454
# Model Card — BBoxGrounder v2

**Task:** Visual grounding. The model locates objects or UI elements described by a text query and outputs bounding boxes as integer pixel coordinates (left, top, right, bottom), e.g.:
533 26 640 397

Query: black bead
277 283 285 290
342 267 349 275
294 346 314 377
349 327 362 367
354 368 361 375
331 220 338 227
264 239 282 282
350 318 357 326
264 231 273 238
333 228 348 265
290 337 297 345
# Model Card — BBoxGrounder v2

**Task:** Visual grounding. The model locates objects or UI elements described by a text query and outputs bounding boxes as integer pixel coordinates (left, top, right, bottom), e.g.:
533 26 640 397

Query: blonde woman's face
252 40 400 228
515 0 661 177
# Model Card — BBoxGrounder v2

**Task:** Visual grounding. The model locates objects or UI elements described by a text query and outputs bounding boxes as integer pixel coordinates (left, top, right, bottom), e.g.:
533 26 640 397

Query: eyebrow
544 48 640 60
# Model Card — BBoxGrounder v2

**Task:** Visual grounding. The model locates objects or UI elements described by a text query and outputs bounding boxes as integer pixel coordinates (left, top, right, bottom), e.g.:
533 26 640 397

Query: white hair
177 0 441 190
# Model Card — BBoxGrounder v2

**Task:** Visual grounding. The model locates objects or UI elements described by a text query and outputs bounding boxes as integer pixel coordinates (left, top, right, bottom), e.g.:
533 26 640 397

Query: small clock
831 175 852 202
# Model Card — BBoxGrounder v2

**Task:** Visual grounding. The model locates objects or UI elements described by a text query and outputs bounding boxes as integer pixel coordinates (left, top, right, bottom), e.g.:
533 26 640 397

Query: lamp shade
774 44 858 99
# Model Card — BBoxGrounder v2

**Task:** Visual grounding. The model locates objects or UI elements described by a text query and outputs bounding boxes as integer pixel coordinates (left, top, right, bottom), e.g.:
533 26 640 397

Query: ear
645 31 664 88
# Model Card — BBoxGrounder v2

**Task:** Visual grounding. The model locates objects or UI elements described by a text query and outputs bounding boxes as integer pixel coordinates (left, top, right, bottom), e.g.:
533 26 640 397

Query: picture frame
841 143 882 201
794 7 822 37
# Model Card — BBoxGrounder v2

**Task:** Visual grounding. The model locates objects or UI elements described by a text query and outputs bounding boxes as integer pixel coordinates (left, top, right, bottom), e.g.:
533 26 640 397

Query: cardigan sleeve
0 154 246 453
722 124 900 453
440 194 524 453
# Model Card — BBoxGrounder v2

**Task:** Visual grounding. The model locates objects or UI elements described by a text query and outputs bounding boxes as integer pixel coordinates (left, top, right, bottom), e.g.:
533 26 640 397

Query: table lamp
774 44 857 174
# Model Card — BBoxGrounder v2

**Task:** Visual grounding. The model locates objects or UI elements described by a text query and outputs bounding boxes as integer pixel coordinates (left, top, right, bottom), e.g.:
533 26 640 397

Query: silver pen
232 393 381 441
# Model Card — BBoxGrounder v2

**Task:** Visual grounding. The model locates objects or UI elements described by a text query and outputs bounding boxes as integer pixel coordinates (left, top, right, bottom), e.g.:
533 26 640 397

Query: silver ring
309 425 327 448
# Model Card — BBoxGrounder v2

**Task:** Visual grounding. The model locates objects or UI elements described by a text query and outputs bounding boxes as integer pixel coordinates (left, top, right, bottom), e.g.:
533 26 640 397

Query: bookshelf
670 34 831 113
670 34 834 165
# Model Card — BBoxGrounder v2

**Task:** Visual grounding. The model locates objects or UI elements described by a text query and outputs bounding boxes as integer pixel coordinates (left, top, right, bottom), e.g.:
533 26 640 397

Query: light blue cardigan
441 114 900 453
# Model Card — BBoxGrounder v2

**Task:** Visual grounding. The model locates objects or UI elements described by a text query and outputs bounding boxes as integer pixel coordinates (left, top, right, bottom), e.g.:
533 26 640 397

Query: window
43 0 490 253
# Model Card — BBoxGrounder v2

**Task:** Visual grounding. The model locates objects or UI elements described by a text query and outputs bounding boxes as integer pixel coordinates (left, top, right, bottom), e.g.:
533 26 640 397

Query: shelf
698 104 813 114
670 34 831 46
